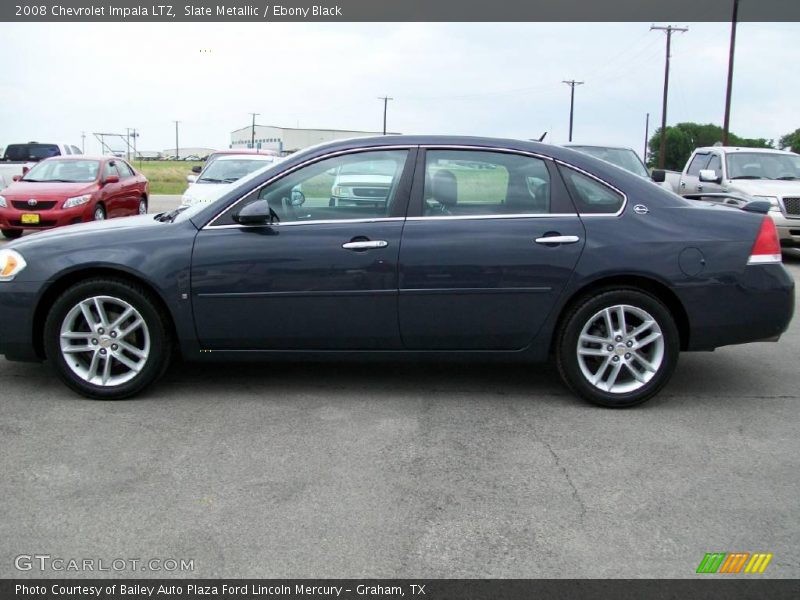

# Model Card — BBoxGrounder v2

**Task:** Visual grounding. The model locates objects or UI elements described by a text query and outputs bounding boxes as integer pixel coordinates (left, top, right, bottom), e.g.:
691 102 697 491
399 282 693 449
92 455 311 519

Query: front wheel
1 229 23 239
93 205 106 221
44 278 172 399
556 289 679 408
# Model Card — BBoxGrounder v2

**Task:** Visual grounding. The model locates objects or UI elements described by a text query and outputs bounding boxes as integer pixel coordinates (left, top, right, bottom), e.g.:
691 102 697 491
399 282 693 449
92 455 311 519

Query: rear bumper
676 264 794 351
0 281 44 362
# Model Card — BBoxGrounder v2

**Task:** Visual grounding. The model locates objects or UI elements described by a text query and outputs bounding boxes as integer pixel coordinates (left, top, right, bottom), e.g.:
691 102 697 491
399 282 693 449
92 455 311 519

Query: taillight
747 217 782 265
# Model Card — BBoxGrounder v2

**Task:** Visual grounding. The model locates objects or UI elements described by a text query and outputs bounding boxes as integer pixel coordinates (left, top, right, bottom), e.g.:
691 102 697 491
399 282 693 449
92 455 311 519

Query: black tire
1 229 23 239
93 204 106 221
43 278 173 400
138 196 148 215
555 288 679 408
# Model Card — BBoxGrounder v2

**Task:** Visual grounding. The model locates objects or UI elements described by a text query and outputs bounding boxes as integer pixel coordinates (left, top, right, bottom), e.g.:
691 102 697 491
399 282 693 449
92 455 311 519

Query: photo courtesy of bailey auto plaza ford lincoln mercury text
0 1 799 599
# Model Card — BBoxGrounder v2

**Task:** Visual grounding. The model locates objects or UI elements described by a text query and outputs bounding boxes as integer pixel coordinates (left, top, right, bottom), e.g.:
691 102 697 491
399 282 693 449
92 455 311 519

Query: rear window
2 143 61 162
561 167 624 214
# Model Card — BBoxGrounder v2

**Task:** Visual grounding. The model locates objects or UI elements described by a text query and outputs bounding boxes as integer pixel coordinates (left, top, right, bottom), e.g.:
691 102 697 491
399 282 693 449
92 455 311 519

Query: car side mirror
651 169 666 183
186 175 197 184
699 169 721 184
104 174 119 184
233 199 271 225
192 166 202 174
12 175 22 182
22 166 29 175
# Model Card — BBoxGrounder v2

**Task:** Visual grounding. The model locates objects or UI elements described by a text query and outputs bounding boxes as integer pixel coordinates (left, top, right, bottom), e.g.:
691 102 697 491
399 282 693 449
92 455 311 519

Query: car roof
695 146 796 155
213 153 277 162
562 143 637 151
211 149 280 156
39 155 109 161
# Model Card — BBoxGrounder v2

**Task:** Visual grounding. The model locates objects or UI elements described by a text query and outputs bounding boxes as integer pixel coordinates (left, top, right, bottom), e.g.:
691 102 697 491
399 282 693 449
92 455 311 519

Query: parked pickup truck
0 142 82 189
653 146 800 248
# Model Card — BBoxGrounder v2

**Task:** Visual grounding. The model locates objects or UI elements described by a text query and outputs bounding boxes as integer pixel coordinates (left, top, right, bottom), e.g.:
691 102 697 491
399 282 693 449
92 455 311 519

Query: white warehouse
230 124 399 155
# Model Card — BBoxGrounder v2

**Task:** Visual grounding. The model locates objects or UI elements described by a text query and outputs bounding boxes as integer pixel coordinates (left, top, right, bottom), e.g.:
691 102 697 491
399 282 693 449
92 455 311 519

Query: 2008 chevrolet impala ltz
0 137 794 407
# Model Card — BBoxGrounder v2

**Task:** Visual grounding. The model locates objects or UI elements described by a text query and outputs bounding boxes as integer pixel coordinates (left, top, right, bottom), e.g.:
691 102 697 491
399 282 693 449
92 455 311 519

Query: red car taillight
747 217 782 265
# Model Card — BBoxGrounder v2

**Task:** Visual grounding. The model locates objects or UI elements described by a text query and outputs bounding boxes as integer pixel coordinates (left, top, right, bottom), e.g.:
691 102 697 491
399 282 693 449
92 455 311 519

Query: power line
651 24 689 168
562 80 584 142
378 96 393 135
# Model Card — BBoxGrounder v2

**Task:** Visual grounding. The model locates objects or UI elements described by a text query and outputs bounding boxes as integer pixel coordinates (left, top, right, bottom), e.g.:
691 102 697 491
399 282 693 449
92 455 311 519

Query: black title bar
3 579 800 600
2 0 800 22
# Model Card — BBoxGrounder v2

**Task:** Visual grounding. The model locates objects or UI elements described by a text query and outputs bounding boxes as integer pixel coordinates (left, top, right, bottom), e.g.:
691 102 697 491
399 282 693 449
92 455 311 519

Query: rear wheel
44 278 172 399
1 229 23 239
138 197 148 215
556 289 679 408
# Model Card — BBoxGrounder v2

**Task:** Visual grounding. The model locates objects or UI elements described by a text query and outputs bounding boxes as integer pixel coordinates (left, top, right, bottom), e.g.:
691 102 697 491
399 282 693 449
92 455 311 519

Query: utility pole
131 128 138 162
378 96 393 135
81 131 86 153
126 128 131 161
249 112 260 149
651 24 688 168
644 112 650 165
562 80 584 142
173 121 180 160
722 0 739 145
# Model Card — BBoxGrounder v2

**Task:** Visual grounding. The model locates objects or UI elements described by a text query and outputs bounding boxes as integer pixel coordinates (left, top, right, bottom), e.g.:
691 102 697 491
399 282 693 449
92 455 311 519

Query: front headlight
0 195 7 208
0 249 27 281
63 194 92 209
333 186 352 197
754 196 781 212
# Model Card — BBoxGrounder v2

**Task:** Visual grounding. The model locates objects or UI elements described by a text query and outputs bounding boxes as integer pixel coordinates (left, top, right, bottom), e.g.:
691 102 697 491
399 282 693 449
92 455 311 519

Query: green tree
648 122 774 170
778 128 800 152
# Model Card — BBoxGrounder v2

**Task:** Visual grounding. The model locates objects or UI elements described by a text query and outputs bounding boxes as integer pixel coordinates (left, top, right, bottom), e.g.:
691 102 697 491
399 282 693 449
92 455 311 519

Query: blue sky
1 22 797 156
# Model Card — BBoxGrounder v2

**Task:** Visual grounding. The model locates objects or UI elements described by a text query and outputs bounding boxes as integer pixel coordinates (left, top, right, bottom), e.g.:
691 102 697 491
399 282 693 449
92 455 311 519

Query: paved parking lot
0 201 798 578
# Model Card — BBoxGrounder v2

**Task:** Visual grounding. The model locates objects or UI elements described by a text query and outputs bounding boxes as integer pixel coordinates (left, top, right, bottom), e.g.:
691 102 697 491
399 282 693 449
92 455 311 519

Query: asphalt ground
0 196 798 578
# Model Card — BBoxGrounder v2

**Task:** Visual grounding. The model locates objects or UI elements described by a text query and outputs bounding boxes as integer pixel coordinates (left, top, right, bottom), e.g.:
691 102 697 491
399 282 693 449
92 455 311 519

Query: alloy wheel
576 304 665 394
59 295 151 387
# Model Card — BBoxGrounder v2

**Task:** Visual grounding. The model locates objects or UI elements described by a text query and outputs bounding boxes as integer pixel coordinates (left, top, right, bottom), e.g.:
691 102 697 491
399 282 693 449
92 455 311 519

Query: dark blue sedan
0 136 793 407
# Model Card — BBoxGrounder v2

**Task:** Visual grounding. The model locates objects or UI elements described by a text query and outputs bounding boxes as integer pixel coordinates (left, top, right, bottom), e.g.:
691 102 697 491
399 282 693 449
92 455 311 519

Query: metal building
230 125 398 155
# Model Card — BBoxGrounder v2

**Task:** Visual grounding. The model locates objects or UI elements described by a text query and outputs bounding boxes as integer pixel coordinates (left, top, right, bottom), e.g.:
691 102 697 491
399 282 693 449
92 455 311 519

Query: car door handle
697 185 704 192
680 182 686 189
534 235 580 245
342 240 389 250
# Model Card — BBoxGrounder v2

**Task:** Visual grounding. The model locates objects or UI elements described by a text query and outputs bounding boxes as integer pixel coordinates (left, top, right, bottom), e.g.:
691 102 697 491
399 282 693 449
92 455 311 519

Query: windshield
726 152 800 180
198 158 274 183
3 143 61 162
22 159 100 183
338 159 398 176
569 146 649 178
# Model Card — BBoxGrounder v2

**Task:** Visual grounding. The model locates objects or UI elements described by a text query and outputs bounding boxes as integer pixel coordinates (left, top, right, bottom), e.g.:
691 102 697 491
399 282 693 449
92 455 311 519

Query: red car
0 156 149 239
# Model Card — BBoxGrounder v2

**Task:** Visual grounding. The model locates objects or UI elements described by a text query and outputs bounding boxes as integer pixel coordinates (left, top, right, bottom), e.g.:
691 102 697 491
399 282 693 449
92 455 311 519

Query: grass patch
132 160 203 195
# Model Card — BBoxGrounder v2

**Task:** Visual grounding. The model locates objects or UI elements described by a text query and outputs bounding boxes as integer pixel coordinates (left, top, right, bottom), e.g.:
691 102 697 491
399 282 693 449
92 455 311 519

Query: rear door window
422 150 552 216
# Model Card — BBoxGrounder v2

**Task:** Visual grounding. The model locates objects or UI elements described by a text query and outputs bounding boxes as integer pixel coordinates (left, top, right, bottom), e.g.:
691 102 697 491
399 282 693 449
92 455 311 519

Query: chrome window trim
207 217 406 230
406 213 577 222
202 143 629 229
203 145 415 230
554 160 628 217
